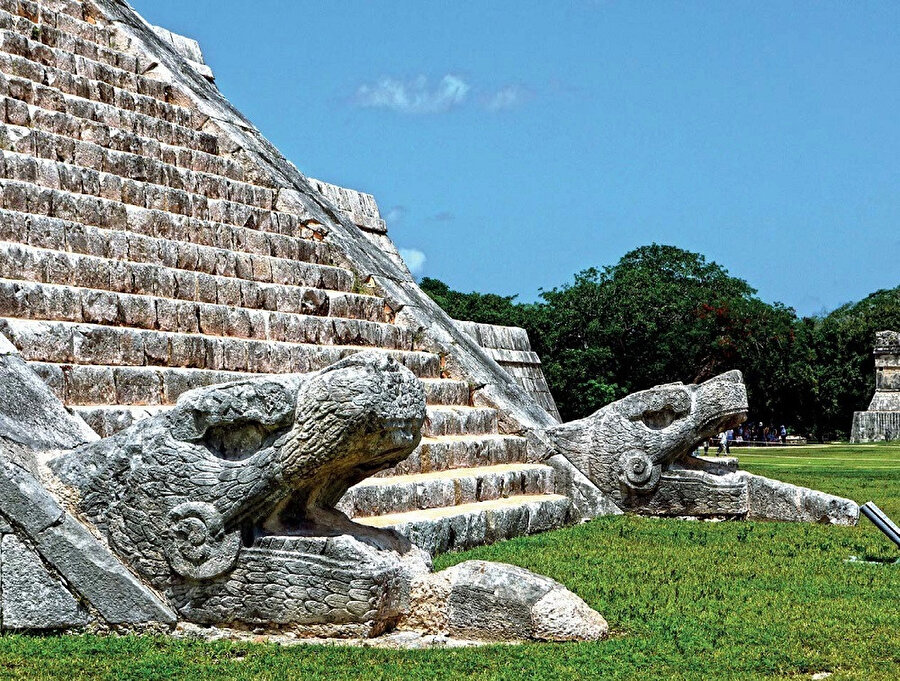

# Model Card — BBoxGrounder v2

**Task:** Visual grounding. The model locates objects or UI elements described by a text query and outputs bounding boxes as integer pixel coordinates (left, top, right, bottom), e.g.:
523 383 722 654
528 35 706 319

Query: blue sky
132 1 899 316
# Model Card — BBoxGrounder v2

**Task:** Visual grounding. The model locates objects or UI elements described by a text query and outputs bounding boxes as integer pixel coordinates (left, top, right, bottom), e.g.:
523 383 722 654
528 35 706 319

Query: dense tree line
421 244 900 440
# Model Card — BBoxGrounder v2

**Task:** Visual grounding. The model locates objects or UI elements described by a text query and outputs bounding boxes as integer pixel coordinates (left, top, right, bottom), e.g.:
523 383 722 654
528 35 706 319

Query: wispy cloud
399 248 427 275
353 75 470 114
383 205 407 225
482 84 534 112
431 211 455 222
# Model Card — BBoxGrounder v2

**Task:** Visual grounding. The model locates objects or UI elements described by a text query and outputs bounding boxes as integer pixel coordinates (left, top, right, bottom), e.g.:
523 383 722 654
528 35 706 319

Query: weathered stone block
1 533 88 630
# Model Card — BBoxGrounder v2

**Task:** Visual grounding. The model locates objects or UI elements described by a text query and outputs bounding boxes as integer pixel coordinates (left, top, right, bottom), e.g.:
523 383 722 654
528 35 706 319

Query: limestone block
113 366 163 405
403 561 606 642
424 407 497 437
742 472 858 525
390 435 528 476
80 288 119 324
0 452 65 534
1 533 88 630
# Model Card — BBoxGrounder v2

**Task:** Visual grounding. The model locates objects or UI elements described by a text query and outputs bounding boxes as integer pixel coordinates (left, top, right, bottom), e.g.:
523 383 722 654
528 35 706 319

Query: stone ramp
0 0 576 553
0 337 174 630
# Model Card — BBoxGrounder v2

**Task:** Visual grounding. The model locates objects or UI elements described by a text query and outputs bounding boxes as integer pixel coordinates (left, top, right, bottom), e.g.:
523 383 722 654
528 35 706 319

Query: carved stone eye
618 451 661 492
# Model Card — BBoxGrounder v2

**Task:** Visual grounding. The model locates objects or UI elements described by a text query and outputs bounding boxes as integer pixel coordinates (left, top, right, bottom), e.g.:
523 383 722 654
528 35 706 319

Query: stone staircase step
0 241 383 321
32 357 438 407
31 357 423 407
0 102 272 209
0 3 140 75
2 79 235 169
9 88 240 181
0 7 134 75
0 175 335 264
1 316 439 376
0 279 411 350
380 434 529 476
0 27 190 112
424 405 498 437
0 212 354 292
0 37 202 135
0 144 304 238
353 494 574 555
420 378 469 406
338 463 556 518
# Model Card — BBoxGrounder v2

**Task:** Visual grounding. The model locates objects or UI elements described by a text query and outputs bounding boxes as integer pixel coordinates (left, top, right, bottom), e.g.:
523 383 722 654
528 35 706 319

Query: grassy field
1 444 899 680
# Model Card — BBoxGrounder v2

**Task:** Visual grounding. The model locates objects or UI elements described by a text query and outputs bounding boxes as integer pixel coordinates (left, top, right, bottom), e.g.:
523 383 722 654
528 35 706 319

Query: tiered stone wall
456 320 561 421
851 331 900 442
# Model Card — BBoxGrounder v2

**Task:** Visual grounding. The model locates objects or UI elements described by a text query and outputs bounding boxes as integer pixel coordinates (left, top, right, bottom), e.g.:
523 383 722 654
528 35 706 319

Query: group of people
699 423 788 456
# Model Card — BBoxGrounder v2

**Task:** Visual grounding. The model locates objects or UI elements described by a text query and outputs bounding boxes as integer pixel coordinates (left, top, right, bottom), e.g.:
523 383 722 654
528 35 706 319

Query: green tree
420 247 900 439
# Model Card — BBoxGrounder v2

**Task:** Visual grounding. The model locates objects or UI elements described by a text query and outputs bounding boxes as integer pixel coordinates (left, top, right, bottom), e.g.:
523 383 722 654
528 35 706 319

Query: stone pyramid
0 0 578 554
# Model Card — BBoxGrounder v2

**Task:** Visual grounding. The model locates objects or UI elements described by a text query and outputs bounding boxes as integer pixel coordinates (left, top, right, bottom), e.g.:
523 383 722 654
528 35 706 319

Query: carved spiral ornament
618 451 661 492
164 502 241 580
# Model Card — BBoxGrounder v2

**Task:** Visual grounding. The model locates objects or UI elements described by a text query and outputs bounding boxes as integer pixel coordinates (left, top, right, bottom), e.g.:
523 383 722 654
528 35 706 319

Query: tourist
780 425 787 445
717 431 729 456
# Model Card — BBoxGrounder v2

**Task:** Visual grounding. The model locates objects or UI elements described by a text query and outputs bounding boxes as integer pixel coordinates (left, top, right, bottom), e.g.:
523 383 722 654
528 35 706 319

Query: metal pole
864 502 900 538
860 502 900 549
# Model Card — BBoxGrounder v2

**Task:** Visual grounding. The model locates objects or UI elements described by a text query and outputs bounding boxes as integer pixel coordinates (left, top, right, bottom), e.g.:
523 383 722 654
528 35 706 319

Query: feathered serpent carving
50 351 426 588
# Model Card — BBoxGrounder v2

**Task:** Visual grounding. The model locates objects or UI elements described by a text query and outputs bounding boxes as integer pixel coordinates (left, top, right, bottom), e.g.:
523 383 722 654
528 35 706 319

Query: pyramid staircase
0 0 572 554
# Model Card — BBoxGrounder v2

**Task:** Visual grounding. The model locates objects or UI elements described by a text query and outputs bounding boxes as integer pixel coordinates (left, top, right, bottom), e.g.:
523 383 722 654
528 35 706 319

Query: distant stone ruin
852 331 900 443
0 0 859 638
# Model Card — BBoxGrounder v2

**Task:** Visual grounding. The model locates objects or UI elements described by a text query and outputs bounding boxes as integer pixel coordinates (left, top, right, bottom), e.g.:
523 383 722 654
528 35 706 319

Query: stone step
0 176 335 264
4 85 240 181
30 358 448 408
338 464 556 518
0 241 383 321
0 27 187 112
424 405 498 437
0 279 412 350
379 435 529 477
1 3 130 70
0 6 138 76
0 316 439 377
0 144 301 237
0 210 354 291
353 494 574 555
68 383 481 440
0 33 202 135
420 378 469 406
0 118 271 212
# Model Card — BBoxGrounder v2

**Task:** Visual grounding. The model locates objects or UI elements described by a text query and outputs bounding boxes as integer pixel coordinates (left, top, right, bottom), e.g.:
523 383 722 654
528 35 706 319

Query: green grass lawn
2 445 900 680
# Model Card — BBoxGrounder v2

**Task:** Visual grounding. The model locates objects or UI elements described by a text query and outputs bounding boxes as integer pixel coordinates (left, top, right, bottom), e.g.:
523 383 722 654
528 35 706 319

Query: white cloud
353 75 470 114
383 205 407 225
483 84 534 112
399 248 427 275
